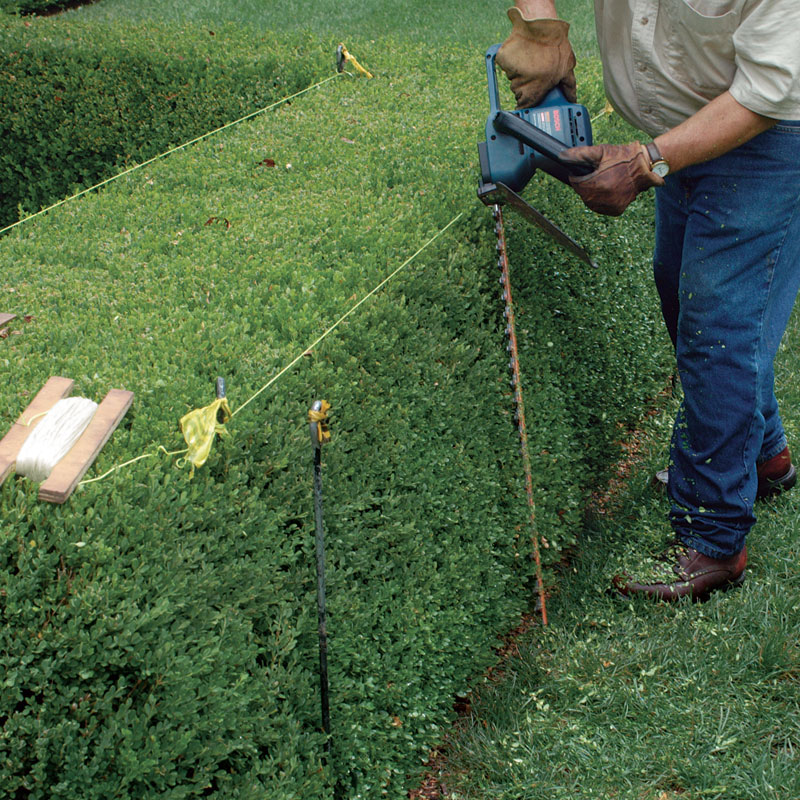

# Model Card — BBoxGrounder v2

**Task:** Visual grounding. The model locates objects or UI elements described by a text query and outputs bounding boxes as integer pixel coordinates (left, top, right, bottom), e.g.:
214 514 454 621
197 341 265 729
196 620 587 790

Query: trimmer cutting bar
493 204 548 625
479 181 597 268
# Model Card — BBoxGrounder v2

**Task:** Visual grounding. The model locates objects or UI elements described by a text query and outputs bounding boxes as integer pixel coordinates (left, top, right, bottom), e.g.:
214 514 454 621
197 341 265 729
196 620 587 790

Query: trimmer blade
478 181 597 268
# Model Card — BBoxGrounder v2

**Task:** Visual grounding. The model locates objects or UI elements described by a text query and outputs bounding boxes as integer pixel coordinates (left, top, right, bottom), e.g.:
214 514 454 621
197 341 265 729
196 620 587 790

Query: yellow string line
73 212 464 487
78 447 189 487
231 211 465 419
0 73 345 237
20 409 50 427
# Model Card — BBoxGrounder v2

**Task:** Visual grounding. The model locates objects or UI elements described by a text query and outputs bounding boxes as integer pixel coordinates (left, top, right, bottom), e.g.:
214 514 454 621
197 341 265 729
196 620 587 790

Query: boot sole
722 570 746 590
694 570 746 602
613 569 747 602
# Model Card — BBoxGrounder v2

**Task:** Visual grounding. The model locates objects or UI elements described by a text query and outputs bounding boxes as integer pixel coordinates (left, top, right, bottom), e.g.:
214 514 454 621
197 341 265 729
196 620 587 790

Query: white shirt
593 0 800 136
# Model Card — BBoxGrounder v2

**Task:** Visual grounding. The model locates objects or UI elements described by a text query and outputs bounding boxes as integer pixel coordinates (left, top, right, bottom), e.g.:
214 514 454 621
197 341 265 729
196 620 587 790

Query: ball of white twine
16 397 98 483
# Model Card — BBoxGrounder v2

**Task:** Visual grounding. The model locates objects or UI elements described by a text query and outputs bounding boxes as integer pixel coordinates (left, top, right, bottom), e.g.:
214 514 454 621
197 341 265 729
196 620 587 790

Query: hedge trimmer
477 45 598 624
477 43 596 268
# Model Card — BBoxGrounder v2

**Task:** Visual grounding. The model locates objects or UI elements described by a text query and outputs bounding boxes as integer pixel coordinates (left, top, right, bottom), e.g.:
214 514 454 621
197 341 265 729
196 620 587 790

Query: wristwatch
645 142 670 177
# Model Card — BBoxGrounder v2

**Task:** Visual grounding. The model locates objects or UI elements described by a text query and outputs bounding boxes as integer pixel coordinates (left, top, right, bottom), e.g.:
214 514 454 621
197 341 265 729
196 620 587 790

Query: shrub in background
1 0 76 14
0 16 331 229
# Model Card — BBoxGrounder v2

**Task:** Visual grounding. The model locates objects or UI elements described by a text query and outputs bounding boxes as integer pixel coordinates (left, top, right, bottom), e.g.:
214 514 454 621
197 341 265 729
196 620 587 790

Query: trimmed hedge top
0 15 331 229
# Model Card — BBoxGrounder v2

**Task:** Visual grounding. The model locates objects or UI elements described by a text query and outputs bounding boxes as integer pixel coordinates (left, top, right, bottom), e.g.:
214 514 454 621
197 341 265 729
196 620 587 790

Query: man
497 0 800 600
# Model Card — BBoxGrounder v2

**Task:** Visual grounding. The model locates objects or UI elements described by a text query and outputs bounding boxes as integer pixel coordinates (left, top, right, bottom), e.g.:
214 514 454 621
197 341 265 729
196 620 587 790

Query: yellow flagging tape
591 99 615 124
309 401 332 444
338 44 373 78
179 397 232 475
75 212 464 487
0 74 345 237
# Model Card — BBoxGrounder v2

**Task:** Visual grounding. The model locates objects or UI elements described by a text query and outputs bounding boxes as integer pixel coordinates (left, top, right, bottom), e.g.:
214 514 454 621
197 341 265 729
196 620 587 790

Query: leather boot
653 446 796 500
613 540 747 602
756 446 797 499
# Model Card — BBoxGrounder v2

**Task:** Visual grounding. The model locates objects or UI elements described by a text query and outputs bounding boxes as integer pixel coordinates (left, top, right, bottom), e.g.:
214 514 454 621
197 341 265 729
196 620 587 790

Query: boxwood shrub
0 15 331 229
0 39 671 799
1 0 76 14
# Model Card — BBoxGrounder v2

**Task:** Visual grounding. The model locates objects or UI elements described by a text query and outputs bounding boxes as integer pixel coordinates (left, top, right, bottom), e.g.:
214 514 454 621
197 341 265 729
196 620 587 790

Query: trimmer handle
492 111 593 177
485 43 574 120
484 44 505 116
485 43 593 180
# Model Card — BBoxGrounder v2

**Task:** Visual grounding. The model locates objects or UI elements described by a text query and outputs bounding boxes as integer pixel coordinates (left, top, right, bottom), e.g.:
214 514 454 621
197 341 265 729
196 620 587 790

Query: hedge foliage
0 0 71 13
0 15 331 229
0 33 671 800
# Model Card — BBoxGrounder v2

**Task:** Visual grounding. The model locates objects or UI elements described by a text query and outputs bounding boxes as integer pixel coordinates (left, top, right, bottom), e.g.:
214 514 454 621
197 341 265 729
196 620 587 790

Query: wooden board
39 389 134 504
0 377 74 487
0 313 16 327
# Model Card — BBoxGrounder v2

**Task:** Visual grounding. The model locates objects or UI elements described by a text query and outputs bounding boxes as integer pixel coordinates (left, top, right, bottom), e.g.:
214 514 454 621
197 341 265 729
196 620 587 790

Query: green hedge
0 0 71 13
0 38 671 799
0 16 331 229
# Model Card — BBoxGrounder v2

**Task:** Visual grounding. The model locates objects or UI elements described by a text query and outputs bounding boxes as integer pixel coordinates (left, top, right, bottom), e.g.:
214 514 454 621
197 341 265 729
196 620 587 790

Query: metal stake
309 400 332 752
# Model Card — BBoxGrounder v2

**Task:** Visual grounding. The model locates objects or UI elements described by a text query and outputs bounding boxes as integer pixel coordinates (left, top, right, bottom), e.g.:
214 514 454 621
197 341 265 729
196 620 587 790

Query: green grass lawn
435 324 800 799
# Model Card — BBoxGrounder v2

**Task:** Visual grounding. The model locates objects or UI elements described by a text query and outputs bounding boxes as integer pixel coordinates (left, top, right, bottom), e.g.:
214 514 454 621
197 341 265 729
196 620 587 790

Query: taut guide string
78 212 465 486
0 73 347 237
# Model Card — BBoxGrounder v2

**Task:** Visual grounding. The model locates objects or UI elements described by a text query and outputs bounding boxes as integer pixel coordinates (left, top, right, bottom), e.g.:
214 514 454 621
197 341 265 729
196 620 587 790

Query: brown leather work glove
559 142 665 217
496 8 577 109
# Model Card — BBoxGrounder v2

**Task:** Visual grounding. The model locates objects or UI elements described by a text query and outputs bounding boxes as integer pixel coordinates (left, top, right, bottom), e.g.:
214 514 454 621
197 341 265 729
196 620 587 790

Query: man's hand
496 7 577 109
559 142 664 216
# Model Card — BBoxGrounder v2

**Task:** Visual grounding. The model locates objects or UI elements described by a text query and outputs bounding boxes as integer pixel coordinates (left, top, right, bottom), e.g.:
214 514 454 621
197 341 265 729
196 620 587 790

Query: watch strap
645 141 663 168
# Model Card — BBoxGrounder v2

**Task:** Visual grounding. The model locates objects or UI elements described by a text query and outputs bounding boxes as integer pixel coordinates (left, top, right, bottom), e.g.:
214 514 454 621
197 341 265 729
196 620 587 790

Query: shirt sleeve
730 0 800 119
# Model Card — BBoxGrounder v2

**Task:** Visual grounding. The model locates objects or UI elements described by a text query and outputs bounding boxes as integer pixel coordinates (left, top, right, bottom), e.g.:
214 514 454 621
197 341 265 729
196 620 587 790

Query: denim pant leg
652 121 800 558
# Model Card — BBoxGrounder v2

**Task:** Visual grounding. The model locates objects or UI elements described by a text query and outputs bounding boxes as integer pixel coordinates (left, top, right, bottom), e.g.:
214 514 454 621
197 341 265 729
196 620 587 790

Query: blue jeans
653 120 800 558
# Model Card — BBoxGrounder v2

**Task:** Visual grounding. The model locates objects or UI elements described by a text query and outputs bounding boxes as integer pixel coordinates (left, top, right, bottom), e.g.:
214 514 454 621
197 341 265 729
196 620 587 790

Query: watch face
652 160 670 178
